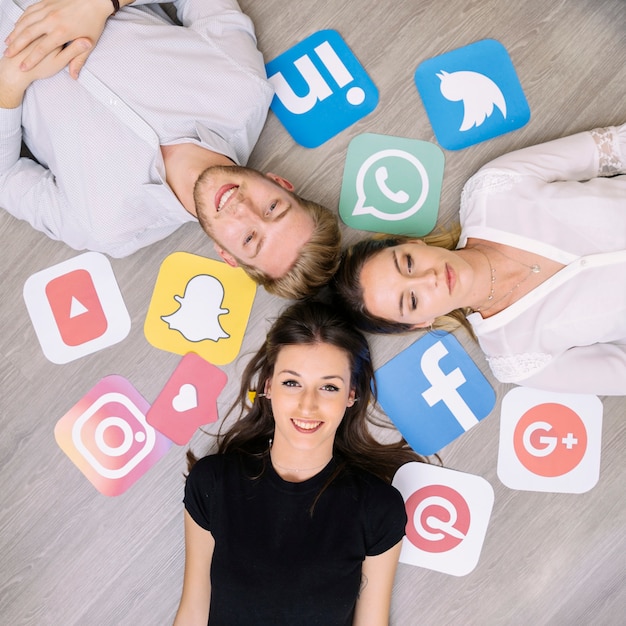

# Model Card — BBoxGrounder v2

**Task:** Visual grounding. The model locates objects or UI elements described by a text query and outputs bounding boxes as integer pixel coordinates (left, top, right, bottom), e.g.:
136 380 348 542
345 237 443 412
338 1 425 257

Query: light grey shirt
0 0 274 256
459 124 626 395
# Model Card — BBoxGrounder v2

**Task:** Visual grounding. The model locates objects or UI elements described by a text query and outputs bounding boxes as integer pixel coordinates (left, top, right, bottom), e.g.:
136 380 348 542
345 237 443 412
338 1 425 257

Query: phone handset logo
353 149 429 221
375 166 410 204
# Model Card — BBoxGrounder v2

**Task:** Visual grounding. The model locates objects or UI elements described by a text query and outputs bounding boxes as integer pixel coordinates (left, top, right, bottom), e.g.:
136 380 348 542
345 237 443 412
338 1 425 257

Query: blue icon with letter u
266 30 378 148
376 332 495 455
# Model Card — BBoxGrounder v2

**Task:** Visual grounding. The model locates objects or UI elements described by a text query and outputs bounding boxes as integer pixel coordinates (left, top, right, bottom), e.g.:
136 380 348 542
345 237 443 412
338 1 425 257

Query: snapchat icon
144 253 256 364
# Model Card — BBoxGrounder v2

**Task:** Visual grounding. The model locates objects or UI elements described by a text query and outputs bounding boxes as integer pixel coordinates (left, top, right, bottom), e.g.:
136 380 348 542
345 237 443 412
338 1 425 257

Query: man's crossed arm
3 0 133 79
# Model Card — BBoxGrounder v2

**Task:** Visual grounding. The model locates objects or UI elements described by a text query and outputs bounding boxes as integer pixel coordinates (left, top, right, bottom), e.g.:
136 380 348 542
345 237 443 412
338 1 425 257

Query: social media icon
376 332 495 455
266 30 378 148
144 252 256 365
23 252 131 364
497 388 602 493
405 484 470 553
414 39 530 150
55 375 172 496
147 352 228 445
45 269 108 346
161 275 230 343
393 462 494 576
339 133 444 236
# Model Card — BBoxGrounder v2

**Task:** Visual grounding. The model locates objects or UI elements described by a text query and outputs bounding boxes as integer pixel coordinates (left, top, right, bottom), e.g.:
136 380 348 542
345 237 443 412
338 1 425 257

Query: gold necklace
473 245 541 312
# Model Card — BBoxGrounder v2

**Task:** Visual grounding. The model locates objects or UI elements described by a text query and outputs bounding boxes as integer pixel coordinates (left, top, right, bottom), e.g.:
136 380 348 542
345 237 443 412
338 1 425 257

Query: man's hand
3 0 113 79
0 36 91 107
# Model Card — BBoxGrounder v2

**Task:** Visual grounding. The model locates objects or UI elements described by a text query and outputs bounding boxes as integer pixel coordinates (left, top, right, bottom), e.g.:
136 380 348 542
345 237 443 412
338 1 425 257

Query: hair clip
247 390 266 403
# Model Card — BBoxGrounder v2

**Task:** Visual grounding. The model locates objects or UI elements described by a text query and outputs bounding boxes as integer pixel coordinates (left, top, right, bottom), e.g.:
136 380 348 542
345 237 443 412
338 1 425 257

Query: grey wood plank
1 1 624 624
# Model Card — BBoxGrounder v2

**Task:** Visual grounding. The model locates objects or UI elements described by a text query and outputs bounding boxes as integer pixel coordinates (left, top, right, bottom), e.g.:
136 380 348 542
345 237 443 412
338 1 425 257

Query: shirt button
580 259 587 266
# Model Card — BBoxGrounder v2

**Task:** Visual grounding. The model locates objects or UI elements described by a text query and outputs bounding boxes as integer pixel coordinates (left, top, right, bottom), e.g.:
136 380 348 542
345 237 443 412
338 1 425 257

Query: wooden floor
1 1 624 624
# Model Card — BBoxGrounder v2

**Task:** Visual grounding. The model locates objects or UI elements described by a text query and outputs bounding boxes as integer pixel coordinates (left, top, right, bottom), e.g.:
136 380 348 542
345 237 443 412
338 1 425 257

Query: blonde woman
335 124 626 395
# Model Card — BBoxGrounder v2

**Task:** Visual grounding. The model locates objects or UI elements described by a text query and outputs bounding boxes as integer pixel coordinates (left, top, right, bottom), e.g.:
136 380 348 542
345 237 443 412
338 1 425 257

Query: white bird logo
437 70 507 131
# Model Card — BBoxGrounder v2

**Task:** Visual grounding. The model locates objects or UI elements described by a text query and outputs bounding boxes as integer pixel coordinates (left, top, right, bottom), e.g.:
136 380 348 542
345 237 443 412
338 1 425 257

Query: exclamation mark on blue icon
266 30 378 147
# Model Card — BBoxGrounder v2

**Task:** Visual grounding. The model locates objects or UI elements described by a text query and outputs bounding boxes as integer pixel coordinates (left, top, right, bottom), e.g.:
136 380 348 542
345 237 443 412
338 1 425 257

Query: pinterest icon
393 463 494 576
497 388 603 493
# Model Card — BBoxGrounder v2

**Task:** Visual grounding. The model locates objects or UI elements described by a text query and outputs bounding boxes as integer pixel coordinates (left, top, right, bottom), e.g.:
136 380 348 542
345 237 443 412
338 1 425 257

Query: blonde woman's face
359 240 471 327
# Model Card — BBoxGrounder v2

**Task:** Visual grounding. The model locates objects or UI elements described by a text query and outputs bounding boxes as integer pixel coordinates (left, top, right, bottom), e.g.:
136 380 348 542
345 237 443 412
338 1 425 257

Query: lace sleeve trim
589 127 625 176
460 170 518 214
486 352 552 382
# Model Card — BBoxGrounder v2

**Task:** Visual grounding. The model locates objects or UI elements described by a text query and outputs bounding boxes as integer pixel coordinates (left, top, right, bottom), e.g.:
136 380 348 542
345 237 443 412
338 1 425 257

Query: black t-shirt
184 452 407 626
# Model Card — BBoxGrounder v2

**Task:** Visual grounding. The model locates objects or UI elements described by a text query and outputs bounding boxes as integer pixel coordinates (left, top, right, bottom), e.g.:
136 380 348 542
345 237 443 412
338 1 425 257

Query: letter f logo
421 341 479 431
375 332 495 455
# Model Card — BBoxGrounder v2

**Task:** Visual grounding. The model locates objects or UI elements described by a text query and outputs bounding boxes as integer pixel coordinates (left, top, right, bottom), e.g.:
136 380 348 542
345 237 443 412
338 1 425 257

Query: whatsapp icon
339 133 444 236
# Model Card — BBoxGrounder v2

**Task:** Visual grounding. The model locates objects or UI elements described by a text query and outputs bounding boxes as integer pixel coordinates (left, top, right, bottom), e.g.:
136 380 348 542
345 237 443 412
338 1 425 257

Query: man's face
195 166 315 278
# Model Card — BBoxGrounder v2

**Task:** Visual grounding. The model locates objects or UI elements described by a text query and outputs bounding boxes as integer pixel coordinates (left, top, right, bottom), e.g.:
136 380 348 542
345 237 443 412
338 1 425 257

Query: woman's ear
346 389 357 407
410 319 434 330
263 379 272 399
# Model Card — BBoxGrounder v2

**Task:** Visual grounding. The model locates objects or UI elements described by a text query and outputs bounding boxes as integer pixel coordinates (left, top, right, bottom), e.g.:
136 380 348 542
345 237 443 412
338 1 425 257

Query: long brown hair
333 230 474 337
188 300 426 483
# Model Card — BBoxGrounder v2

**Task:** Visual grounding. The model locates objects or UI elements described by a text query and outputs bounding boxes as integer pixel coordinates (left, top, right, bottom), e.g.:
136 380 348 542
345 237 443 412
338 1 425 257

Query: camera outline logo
339 133 444 236
376 332 495 455
55 375 172 496
414 38 530 150
266 29 378 148
144 252 256 365
497 387 602 493
23 252 131 364
72 391 156 479
393 462 494 576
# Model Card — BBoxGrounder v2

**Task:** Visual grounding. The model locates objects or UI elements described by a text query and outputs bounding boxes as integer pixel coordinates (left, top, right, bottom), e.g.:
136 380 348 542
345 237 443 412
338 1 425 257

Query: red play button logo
45 269 109 346
24 253 131 363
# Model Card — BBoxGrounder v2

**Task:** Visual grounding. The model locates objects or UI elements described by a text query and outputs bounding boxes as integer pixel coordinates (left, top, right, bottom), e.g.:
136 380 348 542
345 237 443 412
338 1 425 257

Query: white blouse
458 124 626 395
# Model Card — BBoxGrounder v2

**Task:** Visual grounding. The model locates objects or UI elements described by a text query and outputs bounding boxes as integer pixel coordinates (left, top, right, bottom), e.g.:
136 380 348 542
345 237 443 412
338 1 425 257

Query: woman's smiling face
266 342 356 458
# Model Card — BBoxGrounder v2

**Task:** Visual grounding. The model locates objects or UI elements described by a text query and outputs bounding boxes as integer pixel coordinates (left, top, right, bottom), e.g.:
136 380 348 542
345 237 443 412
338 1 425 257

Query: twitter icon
415 39 530 150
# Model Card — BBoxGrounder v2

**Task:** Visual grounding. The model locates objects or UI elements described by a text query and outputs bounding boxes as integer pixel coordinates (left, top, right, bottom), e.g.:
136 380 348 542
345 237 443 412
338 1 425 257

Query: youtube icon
24 253 131 364
45 269 109 346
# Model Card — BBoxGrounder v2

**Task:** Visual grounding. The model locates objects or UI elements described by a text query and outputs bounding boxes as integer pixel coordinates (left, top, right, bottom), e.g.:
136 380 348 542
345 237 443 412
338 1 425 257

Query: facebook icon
376 332 495 455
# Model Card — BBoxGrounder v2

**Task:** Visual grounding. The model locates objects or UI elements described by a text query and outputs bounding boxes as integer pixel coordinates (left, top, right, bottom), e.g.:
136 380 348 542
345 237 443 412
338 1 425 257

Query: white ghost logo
161 275 230 342
437 70 507 131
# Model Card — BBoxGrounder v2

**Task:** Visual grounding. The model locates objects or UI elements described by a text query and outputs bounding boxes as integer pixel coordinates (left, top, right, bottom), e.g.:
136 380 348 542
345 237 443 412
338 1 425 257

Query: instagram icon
55 375 171 496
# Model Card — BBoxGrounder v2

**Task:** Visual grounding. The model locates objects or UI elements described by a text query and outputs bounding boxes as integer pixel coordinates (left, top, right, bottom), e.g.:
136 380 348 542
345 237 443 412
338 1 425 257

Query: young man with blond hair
0 0 340 298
